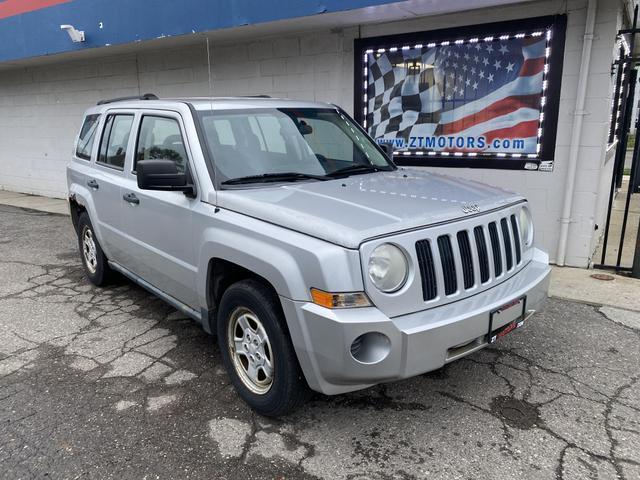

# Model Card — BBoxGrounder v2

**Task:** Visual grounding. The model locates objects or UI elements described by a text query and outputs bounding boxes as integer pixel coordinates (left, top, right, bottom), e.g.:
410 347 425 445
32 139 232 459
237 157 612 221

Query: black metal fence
595 6 640 278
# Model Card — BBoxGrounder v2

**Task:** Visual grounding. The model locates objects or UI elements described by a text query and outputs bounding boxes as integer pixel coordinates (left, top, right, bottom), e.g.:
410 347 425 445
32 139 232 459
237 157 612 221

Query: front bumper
280 248 551 395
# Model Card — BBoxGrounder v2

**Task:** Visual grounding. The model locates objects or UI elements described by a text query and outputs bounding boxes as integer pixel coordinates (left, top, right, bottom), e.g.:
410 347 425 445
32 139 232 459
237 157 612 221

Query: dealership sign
355 15 567 170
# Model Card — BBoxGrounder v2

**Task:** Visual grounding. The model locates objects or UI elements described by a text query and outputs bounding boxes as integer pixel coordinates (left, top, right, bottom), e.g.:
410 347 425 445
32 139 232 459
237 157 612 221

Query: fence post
632 218 640 278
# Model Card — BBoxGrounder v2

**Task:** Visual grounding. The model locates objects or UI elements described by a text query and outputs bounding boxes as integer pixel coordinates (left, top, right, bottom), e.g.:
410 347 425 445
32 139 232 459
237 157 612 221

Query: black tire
77 212 114 286
217 279 311 417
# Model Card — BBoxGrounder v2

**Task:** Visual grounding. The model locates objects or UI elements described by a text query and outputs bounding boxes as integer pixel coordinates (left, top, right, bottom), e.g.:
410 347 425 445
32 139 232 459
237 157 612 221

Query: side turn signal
310 288 372 309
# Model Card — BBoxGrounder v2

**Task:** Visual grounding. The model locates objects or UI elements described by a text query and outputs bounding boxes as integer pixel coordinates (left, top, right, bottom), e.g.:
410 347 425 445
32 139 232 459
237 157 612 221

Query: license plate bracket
487 296 527 344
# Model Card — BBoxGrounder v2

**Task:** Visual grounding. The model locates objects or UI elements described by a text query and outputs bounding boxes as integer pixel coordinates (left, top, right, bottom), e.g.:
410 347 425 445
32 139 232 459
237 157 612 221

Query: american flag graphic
366 34 548 155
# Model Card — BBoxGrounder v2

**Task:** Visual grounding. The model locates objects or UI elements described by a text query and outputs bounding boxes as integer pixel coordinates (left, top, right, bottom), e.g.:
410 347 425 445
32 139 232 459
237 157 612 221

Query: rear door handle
123 192 140 205
87 179 99 190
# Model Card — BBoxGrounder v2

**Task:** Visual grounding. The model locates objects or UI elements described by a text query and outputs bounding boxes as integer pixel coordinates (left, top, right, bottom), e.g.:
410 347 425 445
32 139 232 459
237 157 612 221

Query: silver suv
67 95 550 416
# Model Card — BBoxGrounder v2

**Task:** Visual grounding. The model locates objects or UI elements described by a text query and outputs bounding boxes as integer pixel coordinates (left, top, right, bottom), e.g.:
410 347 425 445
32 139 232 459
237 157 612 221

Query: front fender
194 208 364 308
194 209 365 385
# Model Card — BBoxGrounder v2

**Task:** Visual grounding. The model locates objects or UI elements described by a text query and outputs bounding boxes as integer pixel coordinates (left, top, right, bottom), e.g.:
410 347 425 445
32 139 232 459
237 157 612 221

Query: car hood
217 169 524 249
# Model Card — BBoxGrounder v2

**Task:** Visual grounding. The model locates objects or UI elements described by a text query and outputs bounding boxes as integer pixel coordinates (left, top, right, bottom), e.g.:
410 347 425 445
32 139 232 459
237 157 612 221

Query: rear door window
76 114 100 160
97 114 134 169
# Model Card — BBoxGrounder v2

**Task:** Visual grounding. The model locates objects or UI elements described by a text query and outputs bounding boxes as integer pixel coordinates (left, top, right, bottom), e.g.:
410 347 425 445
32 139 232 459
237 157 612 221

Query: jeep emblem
461 203 480 214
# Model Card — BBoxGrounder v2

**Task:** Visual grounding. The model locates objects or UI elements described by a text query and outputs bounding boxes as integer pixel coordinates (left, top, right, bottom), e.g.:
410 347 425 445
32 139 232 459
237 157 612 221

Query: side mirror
379 143 394 160
298 120 313 135
137 159 195 195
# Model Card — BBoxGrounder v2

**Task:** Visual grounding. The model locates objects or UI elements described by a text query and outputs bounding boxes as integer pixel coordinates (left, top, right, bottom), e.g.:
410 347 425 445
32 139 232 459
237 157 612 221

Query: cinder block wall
0 0 622 266
0 31 355 198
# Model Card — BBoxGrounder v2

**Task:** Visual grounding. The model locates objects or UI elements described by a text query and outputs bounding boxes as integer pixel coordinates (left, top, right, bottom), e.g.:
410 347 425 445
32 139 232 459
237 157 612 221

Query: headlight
368 243 409 293
519 206 534 247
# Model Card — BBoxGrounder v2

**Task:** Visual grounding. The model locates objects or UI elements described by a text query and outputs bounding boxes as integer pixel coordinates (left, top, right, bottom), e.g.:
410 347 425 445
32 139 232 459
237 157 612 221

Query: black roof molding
97 93 158 105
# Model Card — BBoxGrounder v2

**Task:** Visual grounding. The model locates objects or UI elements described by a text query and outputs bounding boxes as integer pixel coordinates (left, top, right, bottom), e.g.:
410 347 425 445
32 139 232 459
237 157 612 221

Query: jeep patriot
67 94 550 416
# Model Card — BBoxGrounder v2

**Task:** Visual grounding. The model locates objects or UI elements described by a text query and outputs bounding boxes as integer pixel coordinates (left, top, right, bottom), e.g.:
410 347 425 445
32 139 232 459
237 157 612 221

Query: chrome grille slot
500 218 513 271
474 226 490 283
456 231 474 290
415 240 437 301
510 214 521 264
488 222 502 277
437 235 457 295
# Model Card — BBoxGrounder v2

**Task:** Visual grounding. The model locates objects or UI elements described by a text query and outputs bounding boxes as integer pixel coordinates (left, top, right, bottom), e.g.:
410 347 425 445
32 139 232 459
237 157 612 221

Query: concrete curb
0 190 69 216
549 265 640 313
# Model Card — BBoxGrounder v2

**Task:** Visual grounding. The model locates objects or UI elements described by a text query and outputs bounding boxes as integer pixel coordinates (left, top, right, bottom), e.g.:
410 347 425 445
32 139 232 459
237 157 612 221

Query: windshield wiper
221 172 328 185
326 164 390 178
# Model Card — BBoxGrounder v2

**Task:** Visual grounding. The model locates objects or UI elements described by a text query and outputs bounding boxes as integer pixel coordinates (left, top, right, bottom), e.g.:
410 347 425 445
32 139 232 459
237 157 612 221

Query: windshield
197 108 394 185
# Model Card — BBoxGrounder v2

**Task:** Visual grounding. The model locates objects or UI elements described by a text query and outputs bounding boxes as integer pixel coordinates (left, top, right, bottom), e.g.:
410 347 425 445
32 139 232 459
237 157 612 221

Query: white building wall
0 0 623 266
0 29 357 198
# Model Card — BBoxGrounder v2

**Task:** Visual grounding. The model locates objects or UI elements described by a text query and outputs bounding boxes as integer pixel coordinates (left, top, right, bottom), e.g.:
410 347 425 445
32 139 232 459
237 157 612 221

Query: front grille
437 235 457 295
415 239 437 300
488 222 502 277
510 214 522 264
500 218 513 270
414 210 524 303
474 226 490 283
457 231 474 289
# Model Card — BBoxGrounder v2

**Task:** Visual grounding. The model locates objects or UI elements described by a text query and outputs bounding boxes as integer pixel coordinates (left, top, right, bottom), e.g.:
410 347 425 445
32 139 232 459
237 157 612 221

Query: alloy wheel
82 226 98 274
227 307 274 394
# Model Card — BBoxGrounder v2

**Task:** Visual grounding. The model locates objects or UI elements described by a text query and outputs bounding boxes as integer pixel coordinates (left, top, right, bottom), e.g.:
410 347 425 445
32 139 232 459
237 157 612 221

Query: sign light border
354 15 567 171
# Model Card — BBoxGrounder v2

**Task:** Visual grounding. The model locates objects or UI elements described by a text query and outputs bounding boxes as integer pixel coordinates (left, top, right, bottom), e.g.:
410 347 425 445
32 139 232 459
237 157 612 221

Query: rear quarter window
97 114 134 170
76 114 101 160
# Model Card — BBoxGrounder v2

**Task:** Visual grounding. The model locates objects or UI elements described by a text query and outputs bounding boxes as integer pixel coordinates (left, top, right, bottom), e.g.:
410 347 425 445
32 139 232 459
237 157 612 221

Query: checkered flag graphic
366 47 442 142
364 35 548 155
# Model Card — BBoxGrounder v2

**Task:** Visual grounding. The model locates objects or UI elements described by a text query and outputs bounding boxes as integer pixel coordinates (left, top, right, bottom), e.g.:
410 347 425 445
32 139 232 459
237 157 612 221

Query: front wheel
217 279 310 416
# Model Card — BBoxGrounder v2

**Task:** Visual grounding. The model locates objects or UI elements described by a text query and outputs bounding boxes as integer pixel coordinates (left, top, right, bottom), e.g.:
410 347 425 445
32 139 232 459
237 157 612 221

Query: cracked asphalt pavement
0 204 639 480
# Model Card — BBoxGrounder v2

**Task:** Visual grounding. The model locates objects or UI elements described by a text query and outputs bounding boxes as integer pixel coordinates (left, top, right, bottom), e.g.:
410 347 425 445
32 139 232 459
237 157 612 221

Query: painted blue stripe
0 0 397 63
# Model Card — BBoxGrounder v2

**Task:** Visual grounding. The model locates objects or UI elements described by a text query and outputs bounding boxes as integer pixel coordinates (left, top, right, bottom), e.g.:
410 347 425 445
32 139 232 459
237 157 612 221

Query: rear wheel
77 212 114 286
217 279 310 416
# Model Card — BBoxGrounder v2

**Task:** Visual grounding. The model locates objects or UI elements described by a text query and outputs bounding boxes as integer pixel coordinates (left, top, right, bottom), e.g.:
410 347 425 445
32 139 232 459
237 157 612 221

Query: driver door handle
123 192 140 205
87 179 99 190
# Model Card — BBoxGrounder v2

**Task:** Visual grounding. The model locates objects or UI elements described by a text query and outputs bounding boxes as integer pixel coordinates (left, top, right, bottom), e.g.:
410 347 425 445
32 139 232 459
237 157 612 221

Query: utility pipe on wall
556 0 598 266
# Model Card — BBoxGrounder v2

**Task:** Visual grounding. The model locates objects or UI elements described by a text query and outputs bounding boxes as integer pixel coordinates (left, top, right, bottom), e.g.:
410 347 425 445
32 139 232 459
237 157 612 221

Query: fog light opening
350 332 391 364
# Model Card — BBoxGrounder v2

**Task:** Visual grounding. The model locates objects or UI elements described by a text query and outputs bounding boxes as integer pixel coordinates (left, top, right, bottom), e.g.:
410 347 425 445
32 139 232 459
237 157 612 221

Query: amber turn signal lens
310 288 371 309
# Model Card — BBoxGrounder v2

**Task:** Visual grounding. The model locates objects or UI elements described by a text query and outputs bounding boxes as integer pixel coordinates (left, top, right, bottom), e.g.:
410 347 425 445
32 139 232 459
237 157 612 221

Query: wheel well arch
205 258 282 329
68 196 86 233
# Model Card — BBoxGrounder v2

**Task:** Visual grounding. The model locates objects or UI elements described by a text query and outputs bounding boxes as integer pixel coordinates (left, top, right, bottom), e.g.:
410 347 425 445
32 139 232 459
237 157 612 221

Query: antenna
206 36 214 99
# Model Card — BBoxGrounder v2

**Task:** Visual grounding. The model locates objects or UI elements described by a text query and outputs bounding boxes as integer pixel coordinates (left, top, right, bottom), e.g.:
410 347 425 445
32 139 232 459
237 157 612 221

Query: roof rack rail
242 95 271 98
97 93 158 105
